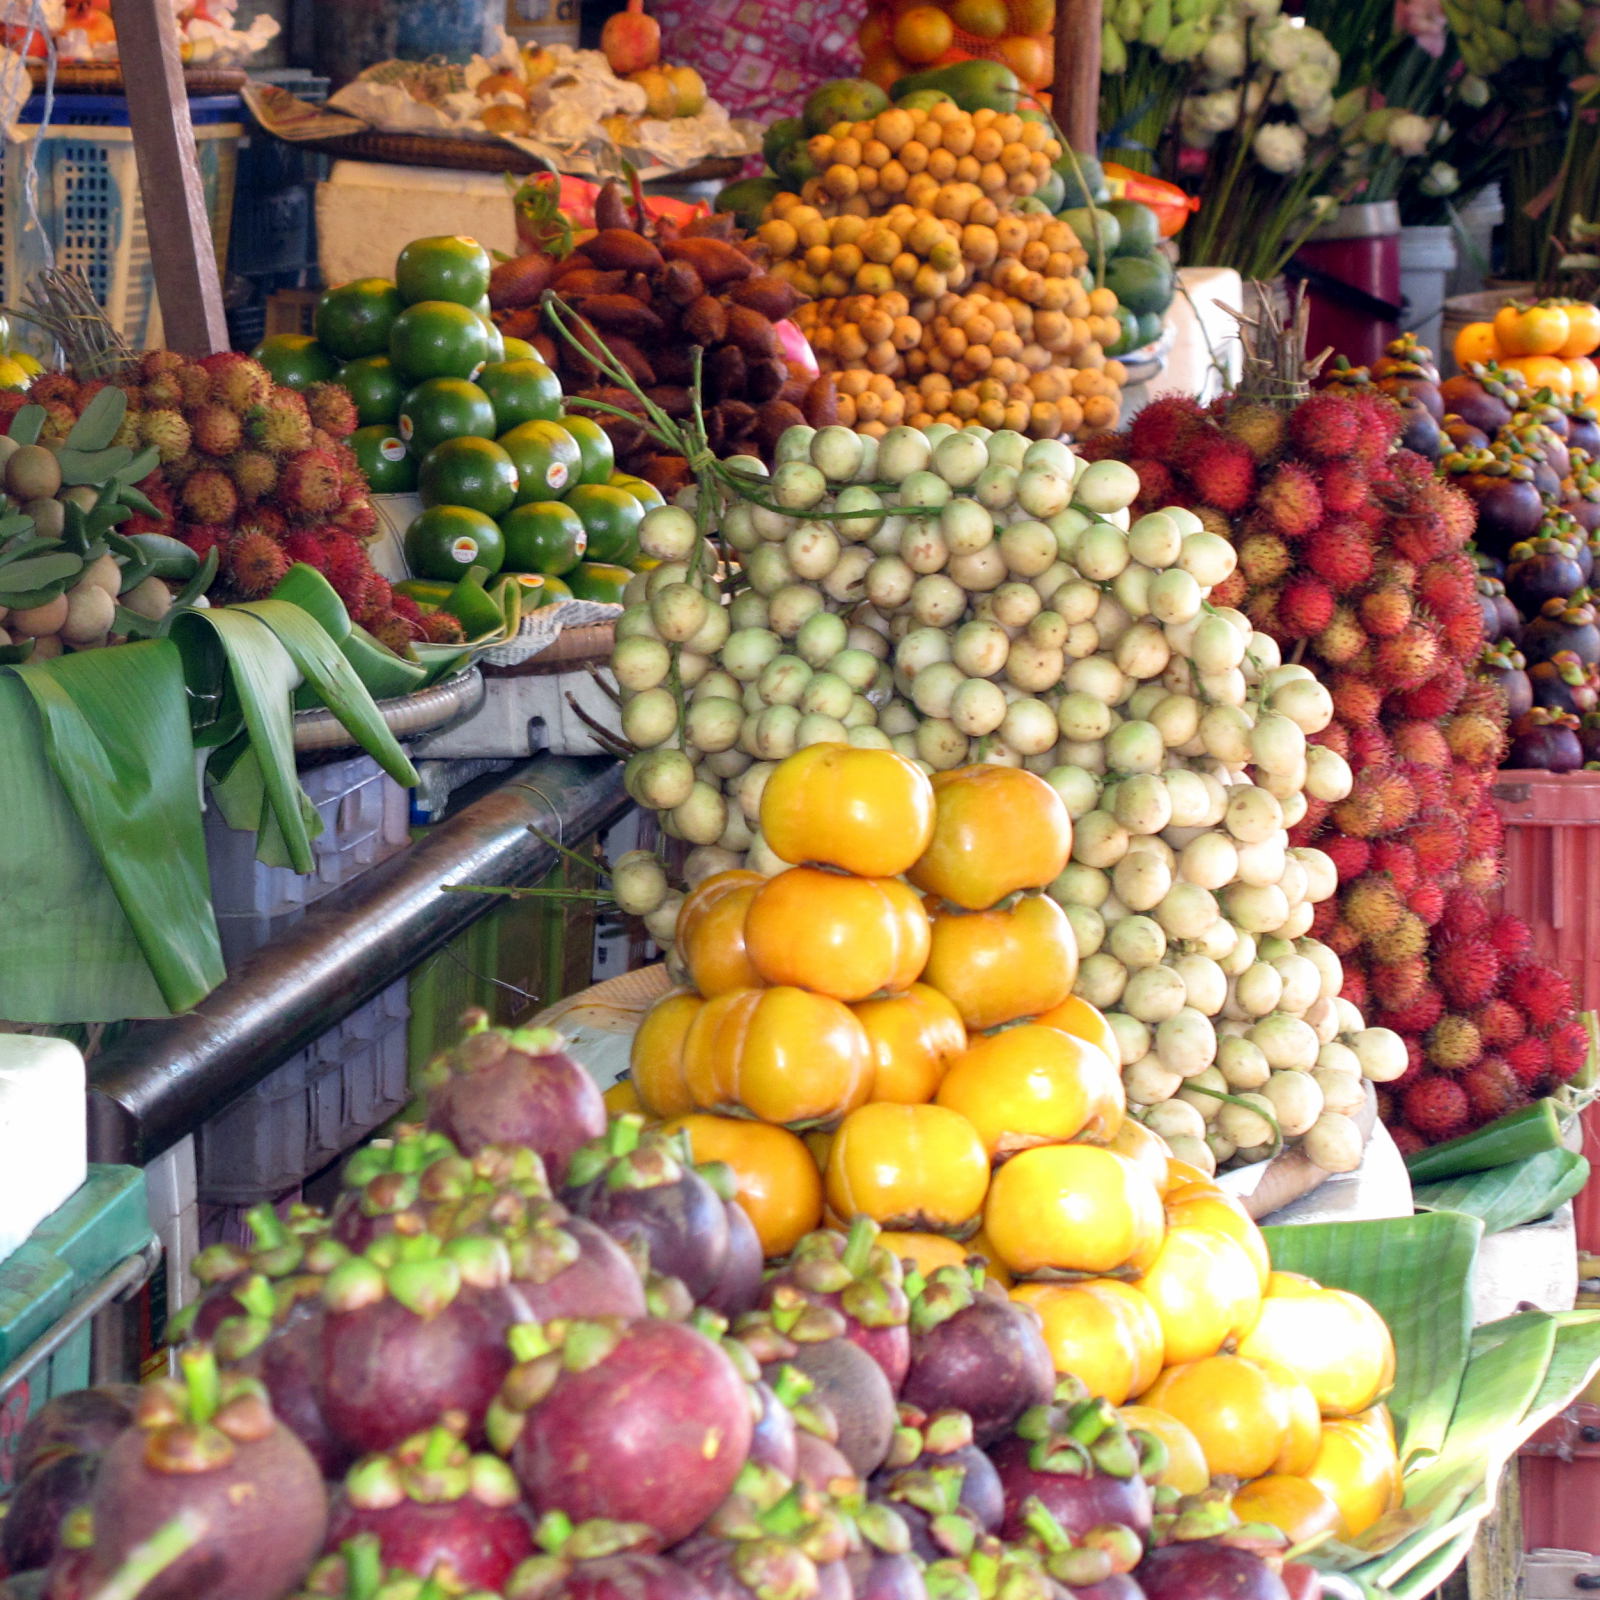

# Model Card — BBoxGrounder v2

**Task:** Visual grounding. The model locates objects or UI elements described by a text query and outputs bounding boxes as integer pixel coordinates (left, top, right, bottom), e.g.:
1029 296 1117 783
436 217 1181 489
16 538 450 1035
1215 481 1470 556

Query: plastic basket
1490 770 1600 1012
195 980 412 1205
0 107 242 360
205 751 412 970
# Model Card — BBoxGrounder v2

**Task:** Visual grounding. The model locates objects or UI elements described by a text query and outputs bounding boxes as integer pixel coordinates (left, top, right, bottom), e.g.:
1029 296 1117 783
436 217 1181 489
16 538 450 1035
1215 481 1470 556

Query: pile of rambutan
20 352 450 655
1092 379 1589 1148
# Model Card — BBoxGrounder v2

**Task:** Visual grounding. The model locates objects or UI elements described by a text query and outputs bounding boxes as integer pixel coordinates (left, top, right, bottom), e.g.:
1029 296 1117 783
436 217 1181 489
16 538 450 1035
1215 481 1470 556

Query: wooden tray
26 63 247 94
303 126 744 186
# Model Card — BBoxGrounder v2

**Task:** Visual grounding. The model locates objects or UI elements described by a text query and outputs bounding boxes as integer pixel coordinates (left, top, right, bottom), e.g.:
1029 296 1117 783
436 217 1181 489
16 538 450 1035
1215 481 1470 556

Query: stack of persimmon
624 741 1401 1549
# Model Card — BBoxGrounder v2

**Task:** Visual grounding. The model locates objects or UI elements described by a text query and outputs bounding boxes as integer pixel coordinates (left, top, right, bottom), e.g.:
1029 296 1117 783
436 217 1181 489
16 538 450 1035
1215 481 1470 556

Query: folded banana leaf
1413 1147 1590 1235
0 641 224 1022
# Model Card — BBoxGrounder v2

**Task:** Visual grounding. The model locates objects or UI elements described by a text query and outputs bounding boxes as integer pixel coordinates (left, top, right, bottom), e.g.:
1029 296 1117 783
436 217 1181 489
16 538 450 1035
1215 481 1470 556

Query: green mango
715 177 783 230
774 140 821 190
763 115 804 170
270 562 351 644
1105 252 1176 315
1105 198 1161 255
1035 169 1067 212
1054 149 1110 206
896 88 954 109
891 59 1021 112
802 78 890 136
1060 206 1123 257
393 578 453 608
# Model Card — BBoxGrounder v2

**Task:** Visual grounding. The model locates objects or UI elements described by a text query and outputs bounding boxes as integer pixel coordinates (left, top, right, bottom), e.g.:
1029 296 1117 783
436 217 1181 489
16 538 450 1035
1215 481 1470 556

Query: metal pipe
88 757 629 1166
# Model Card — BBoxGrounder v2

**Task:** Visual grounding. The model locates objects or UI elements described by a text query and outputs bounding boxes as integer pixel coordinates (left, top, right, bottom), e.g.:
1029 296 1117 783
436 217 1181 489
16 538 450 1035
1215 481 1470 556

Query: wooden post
1052 0 1102 156
108 0 229 356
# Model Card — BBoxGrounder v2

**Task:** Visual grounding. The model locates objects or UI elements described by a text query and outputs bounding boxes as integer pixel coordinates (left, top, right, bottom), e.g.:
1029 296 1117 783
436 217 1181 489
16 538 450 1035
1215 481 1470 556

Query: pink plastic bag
650 0 862 125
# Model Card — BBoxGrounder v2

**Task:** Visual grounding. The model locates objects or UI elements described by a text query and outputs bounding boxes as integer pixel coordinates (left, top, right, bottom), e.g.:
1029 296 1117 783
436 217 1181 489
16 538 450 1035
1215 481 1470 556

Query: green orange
558 413 615 485
339 355 404 426
252 333 338 391
500 500 588 576
405 505 506 581
564 561 632 602
315 277 405 360
389 301 491 384
611 473 665 509
399 377 497 458
350 425 418 494
395 236 493 307
502 336 538 362
478 359 563 429
419 436 520 518
500 420 583 504
480 316 506 366
564 482 644 565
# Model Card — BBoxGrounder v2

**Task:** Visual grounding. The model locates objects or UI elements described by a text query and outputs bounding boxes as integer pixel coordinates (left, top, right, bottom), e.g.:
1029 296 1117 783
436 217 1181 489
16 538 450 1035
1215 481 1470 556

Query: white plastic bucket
1399 224 1458 361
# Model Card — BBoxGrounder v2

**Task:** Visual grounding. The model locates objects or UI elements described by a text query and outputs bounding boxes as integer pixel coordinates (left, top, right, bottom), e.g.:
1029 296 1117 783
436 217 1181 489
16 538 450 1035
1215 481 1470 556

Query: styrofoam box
205 751 411 968
0 1036 87 1266
195 981 411 1205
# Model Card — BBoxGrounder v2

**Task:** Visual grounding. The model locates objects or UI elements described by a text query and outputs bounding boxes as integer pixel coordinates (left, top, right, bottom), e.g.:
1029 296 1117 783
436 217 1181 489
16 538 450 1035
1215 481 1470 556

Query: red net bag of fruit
650 0 863 124
859 0 1055 91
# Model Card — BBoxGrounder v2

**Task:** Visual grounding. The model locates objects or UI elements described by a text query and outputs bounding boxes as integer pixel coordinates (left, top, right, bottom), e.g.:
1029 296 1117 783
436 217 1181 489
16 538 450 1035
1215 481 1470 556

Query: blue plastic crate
18 93 242 126
229 183 314 277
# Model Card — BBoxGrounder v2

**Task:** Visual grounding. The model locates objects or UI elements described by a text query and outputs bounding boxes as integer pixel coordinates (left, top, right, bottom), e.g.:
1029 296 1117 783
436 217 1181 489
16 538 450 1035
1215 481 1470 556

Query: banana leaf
1263 1211 1483 1458
1413 1147 1591 1235
0 641 223 1022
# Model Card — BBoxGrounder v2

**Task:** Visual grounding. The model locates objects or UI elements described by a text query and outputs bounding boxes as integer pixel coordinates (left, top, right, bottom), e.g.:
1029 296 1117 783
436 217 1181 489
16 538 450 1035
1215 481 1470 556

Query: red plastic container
1292 201 1402 369
1490 770 1600 1012
1521 1404 1600 1553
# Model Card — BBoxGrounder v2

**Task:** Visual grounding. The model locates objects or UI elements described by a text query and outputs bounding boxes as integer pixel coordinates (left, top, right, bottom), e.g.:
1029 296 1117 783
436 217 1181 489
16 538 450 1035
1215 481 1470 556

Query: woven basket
26 64 247 94
482 623 616 680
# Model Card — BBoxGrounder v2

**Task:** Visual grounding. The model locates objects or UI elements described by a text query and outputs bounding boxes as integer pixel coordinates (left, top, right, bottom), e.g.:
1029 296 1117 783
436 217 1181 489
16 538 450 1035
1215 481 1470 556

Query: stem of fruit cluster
528 824 605 878
1174 1082 1284 1159
87 1511 206 1600
444 884 619 901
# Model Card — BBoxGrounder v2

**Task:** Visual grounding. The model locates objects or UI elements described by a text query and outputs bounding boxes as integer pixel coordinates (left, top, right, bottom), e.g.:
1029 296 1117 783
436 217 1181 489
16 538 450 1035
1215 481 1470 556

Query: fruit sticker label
451 537 479 564
575 530 588 555
398 414 414 442
546 462 570 490
470 363 487 382
380 437 407 463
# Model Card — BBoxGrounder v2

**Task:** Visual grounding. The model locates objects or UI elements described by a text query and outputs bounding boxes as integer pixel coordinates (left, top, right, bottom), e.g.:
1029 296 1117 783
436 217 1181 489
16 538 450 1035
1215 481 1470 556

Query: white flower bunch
1254 120 1307 172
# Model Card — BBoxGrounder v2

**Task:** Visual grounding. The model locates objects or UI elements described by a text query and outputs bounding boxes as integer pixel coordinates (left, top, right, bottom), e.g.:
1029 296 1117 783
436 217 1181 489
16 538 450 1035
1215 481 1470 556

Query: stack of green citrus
276 235 660 608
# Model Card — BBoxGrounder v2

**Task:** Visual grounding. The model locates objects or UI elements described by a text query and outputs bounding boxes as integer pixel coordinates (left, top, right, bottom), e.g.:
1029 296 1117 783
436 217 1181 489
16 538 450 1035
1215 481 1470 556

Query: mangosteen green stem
772 1365 813 1408
388 1258 461 1317
416 1575 450 1600
422 1426 457 1473
510 1025 565 1056
235 1274 276 1322
1064 1402 1110 1447
562 1320 622 1371
87 1510 206 1600
841 1216 879 1278
968 1548 1000 1599
608 1116 644 1158
760 1486 810 1539
246 1204 290 1253
180 1344 222 1426
509 1324 554 1363
1023 1503 1072 1554
341 1535 385 1600
538 1510 577 1553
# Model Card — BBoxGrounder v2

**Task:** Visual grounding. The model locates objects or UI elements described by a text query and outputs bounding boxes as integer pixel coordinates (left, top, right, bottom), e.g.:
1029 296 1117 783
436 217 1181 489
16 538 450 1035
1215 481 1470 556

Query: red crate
1490 771 1600 1012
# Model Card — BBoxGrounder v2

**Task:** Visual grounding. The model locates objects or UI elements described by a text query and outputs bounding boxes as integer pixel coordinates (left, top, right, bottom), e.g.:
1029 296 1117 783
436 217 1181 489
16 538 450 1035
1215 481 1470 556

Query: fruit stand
3 0 1600 1595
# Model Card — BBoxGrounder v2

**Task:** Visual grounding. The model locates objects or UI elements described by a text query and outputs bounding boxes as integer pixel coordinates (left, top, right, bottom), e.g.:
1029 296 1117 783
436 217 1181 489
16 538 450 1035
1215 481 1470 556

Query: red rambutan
1317 460 1369 514
1325 918 1363 958
1373 770 1420 831
1331 785 1386 839
1409 766 1451 811
141 372 184 410
190 404 243 458
1401 1074 1472 1140
224 530 290 599
304 382 359 439
201 351 274 413
1438 888 1491 941
1371 840 1419 893
1277 574 1337 637
1474 997 1526 1050
246 389 314 456
421 611 467 645
279 448 344 516
1391 721 1451 769
1487 913 1532 964
1370 910 1430 964
1439 607 1485 663
1547 1019 1589 1083
0 391 29 434
1300 523 1376 590
1417 555 1478 618
1346 726 1393 770
1338 961 1369 1006
1388 1123 1427 1157
1321 834 1372 881
27 371 81 409
1404 811 1468 876
1426 1014 1483 1072
1391 660 1466 720
1444 711 1505 769
229 450 280 504
1373 626 1442 689
174 364 211 409
1388 504 1456 566
1464 1057 1524 1120
1433 938 1502 1009
1258 461 1325 538
1458 853 1504 894
370 612 420 654
138 408 193 464
1371 957 1430 1009
1312 721 1352 759
1410 880 1447 926
1129 394 1209 461
1448 766 1493 812
234 507 288 545
354 575 395 628
1347 390 1404 463
281 530 331 571
1180 434 1258 513
1288 797 1330 847
1380 983 1445 1034
1504 963 1575 1029
390 593 425 627
1309 897 1340 941
1505 1034 1551 1089
179 467 239 527
1243 585 1282 631
1289 392 1363 461
178 523 227 559
1238 531 1295 587
1329 675 1384 727
1313 608 1369 666
1209 570 1250 611
140 350 185 382
1465 803 1503 858
1358 585 1413 639
1345 876 1404 935
1129 458 1178 510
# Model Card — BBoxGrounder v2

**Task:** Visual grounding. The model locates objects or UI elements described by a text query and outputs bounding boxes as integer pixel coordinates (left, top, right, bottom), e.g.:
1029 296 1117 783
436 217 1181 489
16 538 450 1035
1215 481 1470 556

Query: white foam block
0 1034 88 1264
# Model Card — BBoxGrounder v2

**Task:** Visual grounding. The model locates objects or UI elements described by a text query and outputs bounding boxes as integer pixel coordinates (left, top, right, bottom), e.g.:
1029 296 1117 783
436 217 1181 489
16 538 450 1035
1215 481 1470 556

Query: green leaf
9 405 44 447
0 643 223 1021
0 514 38 544
1414 1147 1590 1234
1262 1211 1482 1459
0 639 35 664
113 446 161 486
64 385 128 452
232 599 417 789
0 552 82 594
127 533 200 582
62 500 89 554
170 547 219 611
114 484 163 518
169 607 316 873
85 504 133 536
0 534 59 563
57 445 133 486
